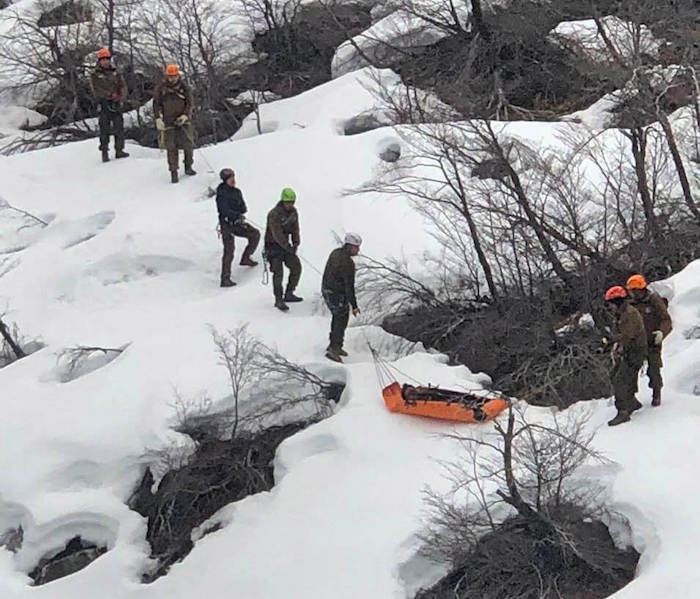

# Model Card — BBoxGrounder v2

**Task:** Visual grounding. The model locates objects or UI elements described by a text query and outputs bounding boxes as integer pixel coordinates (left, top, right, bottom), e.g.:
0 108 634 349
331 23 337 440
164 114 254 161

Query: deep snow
0 42 700 599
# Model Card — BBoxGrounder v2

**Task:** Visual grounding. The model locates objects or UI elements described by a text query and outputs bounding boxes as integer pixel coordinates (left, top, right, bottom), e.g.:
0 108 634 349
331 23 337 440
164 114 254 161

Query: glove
175 114 189 127
156 118 165 131
352 307 361 318
652 330 664 346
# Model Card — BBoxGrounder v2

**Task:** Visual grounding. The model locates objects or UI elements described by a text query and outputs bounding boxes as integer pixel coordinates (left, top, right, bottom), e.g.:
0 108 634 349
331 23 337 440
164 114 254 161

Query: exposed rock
29 536 107 586
0 526 23 553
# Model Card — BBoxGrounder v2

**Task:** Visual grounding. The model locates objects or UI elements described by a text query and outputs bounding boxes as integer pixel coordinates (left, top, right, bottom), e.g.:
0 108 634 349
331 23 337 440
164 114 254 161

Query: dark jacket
322 247 358 309
90 65 127 103
629 290 672 344
153 78 193 126
216 184 247 227
615 302 648 363
264 202 300 253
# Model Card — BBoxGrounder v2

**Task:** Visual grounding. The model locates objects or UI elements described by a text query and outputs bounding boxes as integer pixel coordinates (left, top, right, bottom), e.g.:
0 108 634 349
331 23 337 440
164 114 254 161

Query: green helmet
280 187 297 202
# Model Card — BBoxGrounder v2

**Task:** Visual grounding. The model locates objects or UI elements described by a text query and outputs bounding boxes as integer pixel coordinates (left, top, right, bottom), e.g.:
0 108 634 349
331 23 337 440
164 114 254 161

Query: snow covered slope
0 65 700 599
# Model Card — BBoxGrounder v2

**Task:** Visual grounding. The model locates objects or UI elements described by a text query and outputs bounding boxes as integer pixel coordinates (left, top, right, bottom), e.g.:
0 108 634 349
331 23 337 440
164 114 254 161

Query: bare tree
212 325 264 439
0 1 99 123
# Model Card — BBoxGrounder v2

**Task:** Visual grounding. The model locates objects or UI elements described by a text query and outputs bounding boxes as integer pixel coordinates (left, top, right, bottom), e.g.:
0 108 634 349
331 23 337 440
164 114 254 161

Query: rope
244 216 325 279
362 327 422 387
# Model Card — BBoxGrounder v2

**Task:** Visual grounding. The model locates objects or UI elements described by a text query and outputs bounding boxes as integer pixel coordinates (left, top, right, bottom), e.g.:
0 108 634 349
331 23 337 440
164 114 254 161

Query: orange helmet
605 286 628 301
165 64 180 76
626 274 648 290
97 48 111 60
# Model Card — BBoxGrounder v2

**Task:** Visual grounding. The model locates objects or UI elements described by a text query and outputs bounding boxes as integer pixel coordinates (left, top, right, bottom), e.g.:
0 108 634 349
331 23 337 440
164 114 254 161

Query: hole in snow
29 536 107 586
377 137 402 162
344 112 387 136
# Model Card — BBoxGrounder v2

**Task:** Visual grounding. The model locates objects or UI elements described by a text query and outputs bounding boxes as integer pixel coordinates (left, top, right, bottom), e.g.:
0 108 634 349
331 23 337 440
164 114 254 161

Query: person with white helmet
321 233 362 363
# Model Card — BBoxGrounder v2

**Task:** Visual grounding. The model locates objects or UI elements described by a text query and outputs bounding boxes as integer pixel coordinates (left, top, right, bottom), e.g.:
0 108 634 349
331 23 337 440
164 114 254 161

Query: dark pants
164 124 194 172
646 344 663 392
221 222 260 281
266 243 301 300
612 352 645 412
98 103 124 152
323 290 350 350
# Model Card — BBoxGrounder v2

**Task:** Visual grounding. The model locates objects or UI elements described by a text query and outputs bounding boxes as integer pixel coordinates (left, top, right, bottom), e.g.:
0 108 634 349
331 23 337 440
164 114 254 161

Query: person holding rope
89 48 129 163
153 64 196 183
216 168 260 288
264 188 302 312
322 233 362 363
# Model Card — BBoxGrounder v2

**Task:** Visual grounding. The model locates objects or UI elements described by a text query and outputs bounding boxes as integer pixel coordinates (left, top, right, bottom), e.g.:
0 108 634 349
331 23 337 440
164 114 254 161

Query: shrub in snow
550 16 662 65
417 404 638 598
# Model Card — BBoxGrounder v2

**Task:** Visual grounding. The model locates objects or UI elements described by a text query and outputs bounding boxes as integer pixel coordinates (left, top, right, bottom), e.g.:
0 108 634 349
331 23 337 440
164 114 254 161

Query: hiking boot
651 388 661 407
631 399 643 413
220 279 237 288
284 292 303 303
327 345 348 357
240 257 258 267
171 171 179 184
115 150 130 159
607 410 631 427
325 349 343 363
184 166 197 176
101 150 110 163
275 299 290 312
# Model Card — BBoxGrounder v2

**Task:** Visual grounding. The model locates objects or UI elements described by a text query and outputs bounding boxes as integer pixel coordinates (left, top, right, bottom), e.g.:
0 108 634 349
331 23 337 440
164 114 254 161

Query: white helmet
344 232 362 247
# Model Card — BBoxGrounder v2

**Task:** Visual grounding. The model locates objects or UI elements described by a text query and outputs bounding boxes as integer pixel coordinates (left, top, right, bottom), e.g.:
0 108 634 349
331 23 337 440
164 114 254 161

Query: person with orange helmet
89 47 129 163
604 285 647 426
152 64 195 183
626 273 673 407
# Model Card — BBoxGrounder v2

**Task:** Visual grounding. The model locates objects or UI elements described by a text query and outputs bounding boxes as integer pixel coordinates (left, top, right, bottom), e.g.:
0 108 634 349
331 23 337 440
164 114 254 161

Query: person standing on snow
605 286 648 427
322 233 362 363
89 48 129 163
153 64 196 184
264 188 302 312
626 274 673 407
216 168 261 288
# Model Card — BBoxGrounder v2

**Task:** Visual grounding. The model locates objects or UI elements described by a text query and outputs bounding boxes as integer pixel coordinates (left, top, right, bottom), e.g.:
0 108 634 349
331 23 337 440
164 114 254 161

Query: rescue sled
382 382 509 424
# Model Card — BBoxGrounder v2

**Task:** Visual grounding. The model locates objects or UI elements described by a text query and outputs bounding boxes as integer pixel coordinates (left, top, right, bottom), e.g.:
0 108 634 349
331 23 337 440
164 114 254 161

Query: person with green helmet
264 188 302 311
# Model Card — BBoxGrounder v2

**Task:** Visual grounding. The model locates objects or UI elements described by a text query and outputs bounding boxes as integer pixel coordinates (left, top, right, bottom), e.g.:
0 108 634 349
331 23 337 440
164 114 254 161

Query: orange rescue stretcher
382 382 509 424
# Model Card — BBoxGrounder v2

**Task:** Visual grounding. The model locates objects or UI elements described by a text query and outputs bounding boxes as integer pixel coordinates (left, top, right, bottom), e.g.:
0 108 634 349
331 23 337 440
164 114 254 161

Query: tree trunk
453 168 499 301
658 110 700 223
470 0 490 41
0 318 25 360
107 0 114 53
629 128 659 241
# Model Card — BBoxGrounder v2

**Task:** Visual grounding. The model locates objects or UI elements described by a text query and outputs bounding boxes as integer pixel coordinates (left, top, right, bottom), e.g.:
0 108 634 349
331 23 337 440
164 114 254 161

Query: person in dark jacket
153 64 195 183
216 168 260 288
322 233 362 363
605 285 648 427
89 48 129 163
264 188 302 311
626 274 673 407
